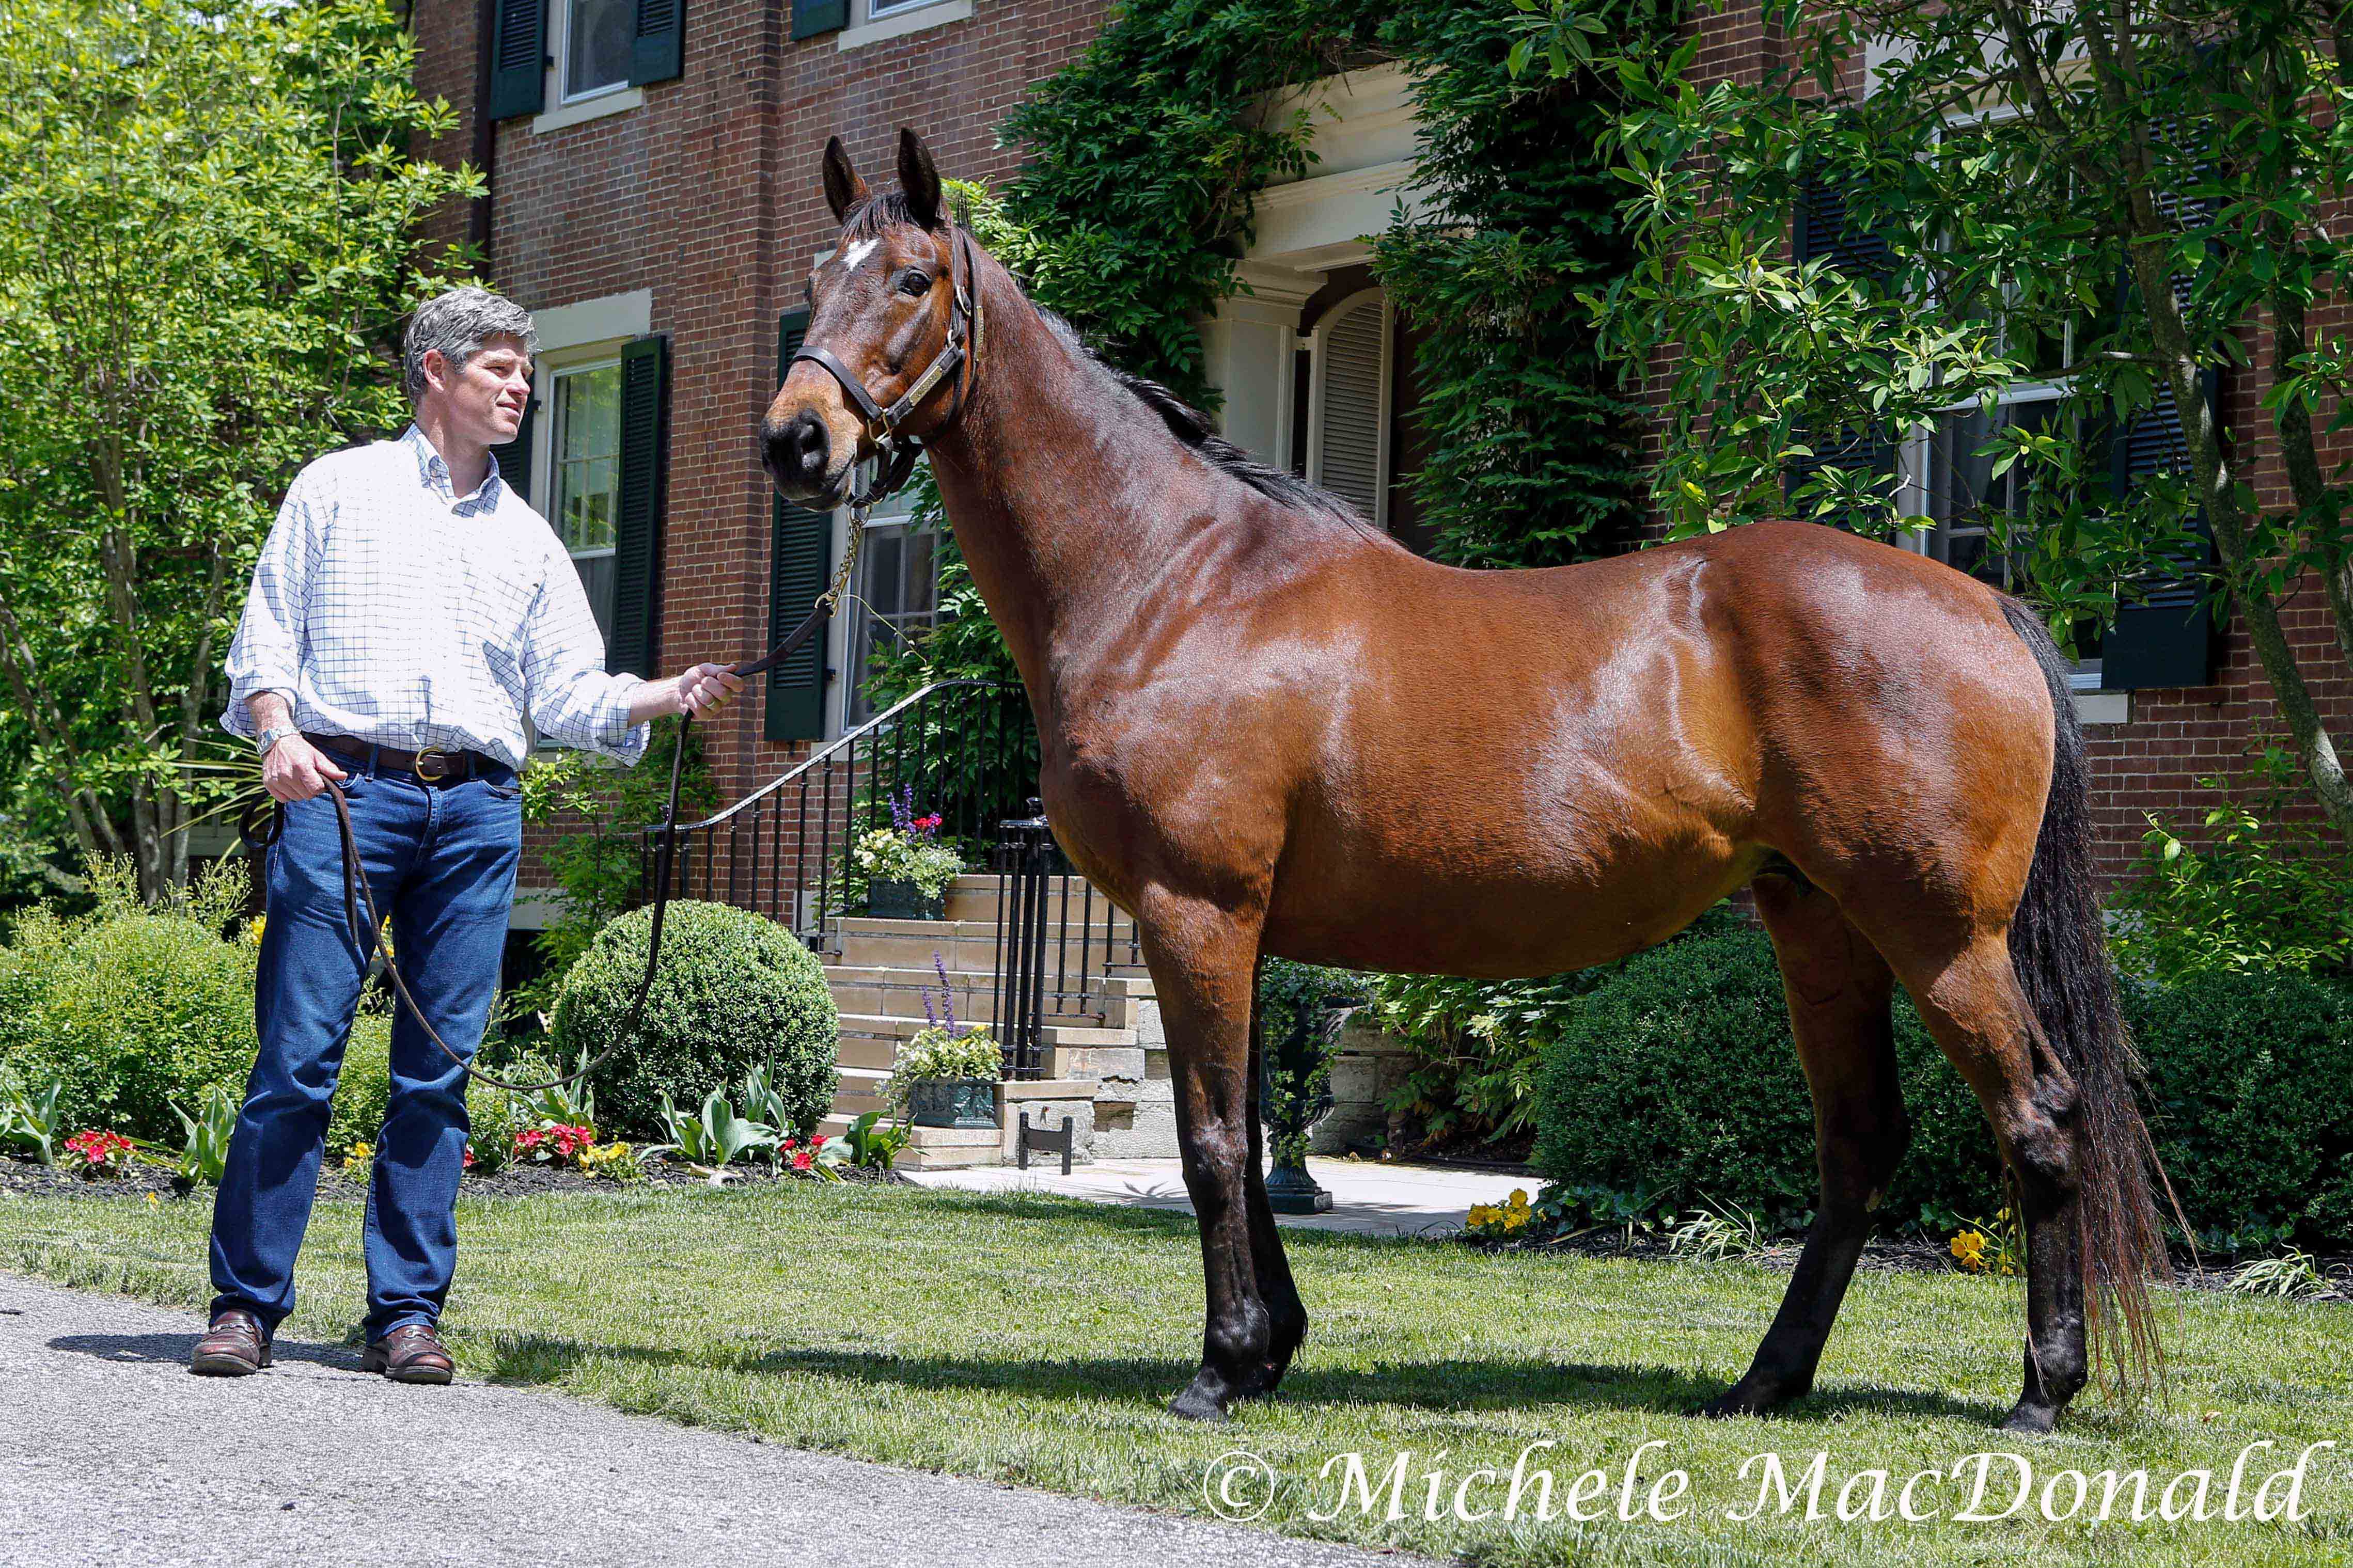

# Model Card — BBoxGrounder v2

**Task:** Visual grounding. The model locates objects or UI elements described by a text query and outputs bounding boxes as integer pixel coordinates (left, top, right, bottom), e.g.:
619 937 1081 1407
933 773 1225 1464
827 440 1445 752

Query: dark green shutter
2101 371 2222 690
609 336 667 678
492 393 537 506
630 0 683 86
766 308 832 741
488 0 545 121
791 0 848 41
1784 175 1896 519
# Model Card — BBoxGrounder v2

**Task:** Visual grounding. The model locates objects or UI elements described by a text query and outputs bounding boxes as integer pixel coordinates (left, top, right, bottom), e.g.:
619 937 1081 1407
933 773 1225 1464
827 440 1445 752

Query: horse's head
761 129 973 506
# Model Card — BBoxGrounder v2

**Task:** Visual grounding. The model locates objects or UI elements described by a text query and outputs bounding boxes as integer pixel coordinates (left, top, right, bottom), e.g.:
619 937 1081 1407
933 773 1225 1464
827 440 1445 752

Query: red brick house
404 0 2344 929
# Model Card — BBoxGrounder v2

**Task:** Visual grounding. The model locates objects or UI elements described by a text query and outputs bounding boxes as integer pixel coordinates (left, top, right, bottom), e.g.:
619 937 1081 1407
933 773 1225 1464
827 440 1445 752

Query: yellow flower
246 915 266 944
1468 1205 1497 1228
1951 1230 1989 1272
1505 1189 1530 1212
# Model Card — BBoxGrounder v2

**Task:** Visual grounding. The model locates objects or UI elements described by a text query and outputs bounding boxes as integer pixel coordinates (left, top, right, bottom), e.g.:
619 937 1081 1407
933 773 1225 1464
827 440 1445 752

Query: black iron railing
990 802 1142 1080
642 679 1034 953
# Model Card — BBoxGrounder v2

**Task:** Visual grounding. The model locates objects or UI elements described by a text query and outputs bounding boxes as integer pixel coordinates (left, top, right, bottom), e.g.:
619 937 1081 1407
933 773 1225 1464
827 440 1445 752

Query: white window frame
533 0 644 132
837 0 973 53
1305 288 1393 533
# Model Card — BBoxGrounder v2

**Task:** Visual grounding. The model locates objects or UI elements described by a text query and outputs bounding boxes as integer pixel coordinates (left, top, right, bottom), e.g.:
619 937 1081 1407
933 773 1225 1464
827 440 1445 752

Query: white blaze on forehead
840 237 880 272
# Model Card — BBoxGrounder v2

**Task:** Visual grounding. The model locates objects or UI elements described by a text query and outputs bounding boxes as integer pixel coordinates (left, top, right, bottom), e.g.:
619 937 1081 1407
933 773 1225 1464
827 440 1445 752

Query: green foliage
0 0 479 895
1531 925 2005 1232
2113 745 2353 984
890 1025 1003 1085
1257 959 1366 1166
2123 969 2353 1250
0 857 265 1141
839 1109 912 1172
515 718 715 1017
648 1087 775 1168
0 1067 65 1165
321 1007 398 1160
550 900 838 1141
853 826 965 900
1529 923 2353 1249
172 1084 237 1187
1367 901 1744 1145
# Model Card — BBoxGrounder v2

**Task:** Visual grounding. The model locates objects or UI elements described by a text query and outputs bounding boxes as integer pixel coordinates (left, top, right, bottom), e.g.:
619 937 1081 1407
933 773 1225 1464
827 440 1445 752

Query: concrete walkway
906 1157 1537 1238
0 1271 1425 1568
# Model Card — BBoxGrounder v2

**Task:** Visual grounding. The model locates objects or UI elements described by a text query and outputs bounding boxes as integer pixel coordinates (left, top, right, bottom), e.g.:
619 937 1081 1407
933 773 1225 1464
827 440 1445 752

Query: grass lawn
2 1180 2347 1566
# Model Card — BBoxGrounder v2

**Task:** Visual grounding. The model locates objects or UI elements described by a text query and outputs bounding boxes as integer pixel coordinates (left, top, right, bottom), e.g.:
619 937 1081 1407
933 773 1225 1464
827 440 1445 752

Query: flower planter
906 1077 996 1130
866 878 945 921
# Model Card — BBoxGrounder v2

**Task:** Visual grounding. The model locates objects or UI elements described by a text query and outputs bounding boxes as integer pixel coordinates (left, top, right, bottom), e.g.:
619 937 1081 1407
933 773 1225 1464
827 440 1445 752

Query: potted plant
892 956 1002 1128
854 788 964 920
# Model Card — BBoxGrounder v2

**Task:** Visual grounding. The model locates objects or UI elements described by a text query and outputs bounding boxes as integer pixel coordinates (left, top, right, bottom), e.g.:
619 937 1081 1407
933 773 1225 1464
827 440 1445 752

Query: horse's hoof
1169 1381 1233 1422
1998 1400 2061 1435
1694 1381 1792 1420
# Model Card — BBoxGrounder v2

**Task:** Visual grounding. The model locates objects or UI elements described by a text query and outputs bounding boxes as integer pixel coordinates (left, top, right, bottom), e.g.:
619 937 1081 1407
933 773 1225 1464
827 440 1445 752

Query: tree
1574 1 2353 845
0 0 478 900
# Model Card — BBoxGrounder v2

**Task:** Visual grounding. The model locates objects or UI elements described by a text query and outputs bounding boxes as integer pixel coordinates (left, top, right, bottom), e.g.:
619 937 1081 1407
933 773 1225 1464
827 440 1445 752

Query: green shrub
2121 970 2353 1247
0 859 261 1141
1532 926 2001 1231
550 900 838 1140
327 1026 547 1171
1532 925 2353 1249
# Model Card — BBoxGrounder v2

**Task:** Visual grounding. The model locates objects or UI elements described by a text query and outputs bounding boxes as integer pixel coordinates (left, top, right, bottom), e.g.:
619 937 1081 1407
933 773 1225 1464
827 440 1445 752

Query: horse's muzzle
761 409 841 505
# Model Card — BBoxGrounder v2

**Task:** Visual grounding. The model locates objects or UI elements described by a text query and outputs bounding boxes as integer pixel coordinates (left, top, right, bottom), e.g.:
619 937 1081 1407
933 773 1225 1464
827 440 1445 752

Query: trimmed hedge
549 900 838 1139
1534 927 2353 1248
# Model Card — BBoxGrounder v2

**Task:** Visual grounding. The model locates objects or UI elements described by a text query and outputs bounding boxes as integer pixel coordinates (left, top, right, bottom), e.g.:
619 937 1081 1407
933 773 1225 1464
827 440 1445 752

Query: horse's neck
924 282 1200 709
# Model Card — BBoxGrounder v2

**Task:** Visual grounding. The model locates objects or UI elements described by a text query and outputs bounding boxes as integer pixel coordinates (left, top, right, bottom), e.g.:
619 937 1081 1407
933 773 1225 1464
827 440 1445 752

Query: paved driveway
907 1157 1536 1238
0 1271 1425 1568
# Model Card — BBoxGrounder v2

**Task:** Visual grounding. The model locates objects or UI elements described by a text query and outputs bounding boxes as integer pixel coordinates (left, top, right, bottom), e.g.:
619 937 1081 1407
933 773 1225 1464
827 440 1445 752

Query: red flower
913 813 943 832
462 1145 478 1170
790 1148 814 1171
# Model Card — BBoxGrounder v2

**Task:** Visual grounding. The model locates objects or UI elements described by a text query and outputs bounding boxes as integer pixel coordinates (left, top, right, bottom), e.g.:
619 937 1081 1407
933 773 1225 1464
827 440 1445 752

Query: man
193 286 742 1384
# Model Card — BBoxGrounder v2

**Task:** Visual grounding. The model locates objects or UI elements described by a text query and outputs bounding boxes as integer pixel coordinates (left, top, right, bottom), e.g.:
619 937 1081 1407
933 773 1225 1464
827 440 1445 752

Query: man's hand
673 662 745 719
263 735 349 803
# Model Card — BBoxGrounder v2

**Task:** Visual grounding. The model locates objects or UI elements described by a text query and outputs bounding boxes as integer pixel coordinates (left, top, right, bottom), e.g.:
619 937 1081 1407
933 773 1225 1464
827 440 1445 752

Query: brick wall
410 0 1109 904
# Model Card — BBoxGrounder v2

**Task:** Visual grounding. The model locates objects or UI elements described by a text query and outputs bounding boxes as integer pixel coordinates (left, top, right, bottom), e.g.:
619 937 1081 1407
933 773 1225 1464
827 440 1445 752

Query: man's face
424 335 534 447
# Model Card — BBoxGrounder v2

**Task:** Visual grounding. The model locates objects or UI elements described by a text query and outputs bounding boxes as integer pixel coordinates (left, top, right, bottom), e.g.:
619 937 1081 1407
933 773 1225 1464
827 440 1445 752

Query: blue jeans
209 753 521 1339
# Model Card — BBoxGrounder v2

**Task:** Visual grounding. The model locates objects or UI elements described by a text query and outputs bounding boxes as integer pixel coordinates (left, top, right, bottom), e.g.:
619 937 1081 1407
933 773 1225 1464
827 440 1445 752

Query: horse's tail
1998 597 2170 1390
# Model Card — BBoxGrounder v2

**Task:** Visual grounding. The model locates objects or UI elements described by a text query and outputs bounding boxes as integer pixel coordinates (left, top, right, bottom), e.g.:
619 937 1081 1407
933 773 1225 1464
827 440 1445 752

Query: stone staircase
814 873 1174 1168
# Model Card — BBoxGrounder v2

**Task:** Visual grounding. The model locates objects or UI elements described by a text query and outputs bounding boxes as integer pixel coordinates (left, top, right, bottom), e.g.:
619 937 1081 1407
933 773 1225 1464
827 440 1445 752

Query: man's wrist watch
256 724 296 758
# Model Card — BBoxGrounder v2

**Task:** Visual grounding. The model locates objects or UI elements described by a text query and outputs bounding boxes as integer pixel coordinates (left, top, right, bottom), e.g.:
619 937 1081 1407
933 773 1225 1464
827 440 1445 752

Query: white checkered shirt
221 424 651 769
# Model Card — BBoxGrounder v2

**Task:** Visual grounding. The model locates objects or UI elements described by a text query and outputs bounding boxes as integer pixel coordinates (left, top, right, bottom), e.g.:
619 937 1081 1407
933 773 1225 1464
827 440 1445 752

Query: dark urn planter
867 878 945 921
907 1078 996 1130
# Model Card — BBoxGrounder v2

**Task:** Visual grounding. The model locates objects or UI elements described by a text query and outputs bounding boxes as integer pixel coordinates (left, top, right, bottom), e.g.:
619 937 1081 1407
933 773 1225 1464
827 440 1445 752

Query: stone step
820 967 1150 1028
833 1012 1134 1050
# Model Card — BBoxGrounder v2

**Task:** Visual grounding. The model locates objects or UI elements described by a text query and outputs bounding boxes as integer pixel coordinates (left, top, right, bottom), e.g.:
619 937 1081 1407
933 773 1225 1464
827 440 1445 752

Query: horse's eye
898 270 931 297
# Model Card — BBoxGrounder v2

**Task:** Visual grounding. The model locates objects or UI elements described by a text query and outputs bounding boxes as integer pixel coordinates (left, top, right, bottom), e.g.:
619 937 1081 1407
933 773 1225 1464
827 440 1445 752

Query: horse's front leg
1136 890 1274 1421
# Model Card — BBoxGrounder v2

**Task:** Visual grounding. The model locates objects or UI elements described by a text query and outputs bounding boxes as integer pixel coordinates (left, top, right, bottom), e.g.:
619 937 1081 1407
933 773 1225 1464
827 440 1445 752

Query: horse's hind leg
1702 872 1907 1419
1135 891 1284 1420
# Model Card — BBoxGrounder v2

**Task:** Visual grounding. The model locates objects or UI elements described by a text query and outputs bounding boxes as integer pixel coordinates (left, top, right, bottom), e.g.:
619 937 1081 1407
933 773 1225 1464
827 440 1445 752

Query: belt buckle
412 749 454 783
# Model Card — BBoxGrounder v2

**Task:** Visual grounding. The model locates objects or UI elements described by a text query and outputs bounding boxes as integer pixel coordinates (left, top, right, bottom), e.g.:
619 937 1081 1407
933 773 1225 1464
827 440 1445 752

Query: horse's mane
839 196 1387 541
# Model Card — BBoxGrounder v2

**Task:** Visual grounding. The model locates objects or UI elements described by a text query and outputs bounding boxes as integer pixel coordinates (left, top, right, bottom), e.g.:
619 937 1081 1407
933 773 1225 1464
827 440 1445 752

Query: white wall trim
2074 691 2129 726
531 83 641 135
534 290 653 354
839 0 971 51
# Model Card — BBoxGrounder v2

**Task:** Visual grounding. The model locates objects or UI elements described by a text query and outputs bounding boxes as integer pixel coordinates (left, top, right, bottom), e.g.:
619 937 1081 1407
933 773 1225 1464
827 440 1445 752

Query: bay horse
762 130 2167 1433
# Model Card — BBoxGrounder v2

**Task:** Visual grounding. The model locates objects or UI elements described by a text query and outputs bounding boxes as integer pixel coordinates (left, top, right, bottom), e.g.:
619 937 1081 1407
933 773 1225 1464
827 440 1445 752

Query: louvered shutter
767 309 832 741
2101 371 2221 690
630 0 683 86
608 336 667 678
1312 296 1386 526
492 393 537 507
488 0 545 121
1784 175 1897 520
791 0 848 40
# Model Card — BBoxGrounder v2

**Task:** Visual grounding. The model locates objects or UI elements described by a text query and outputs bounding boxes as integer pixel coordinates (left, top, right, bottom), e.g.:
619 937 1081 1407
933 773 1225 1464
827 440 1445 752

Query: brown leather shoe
360 1322 454 1385
190 1308 271 1376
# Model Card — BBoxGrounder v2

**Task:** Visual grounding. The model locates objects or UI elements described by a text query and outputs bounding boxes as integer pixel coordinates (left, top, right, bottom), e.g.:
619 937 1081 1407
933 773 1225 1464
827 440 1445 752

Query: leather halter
792 223 983 507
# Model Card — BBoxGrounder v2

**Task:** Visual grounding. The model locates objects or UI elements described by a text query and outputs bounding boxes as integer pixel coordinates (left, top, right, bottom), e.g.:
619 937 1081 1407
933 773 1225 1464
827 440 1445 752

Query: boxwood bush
549 899 838 1139
0 860 263 1142
1532 926 2353 1248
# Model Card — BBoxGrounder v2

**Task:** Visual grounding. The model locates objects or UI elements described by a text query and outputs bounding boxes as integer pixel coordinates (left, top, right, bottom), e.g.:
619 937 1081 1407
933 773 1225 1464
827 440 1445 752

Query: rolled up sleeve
221 472 320 741
521 540 652 766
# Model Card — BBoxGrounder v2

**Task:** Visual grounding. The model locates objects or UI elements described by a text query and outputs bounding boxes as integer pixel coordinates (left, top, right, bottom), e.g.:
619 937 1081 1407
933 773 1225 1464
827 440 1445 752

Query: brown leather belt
304 732 504 785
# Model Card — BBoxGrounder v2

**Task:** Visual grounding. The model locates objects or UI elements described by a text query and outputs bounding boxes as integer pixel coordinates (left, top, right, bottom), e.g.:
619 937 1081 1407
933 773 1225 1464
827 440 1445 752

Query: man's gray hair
403 286 539 401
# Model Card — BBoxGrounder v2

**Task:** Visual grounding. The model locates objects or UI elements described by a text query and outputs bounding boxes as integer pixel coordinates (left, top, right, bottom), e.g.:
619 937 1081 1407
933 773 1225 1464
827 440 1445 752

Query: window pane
845 516 942 726
1925 400 2060 592
567 0 634 98
553 363 623 636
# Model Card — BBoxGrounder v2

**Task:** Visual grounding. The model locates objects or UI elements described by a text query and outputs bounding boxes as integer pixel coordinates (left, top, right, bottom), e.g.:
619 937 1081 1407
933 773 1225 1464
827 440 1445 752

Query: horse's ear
822 136 870 225
897 128 942 230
